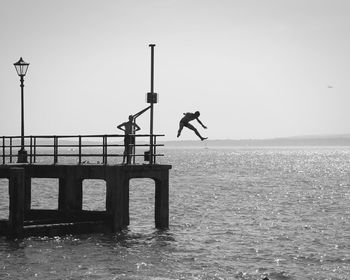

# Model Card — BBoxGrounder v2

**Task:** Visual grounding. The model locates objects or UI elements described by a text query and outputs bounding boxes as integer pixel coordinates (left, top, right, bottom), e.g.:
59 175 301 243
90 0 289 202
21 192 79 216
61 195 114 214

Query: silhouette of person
177 111 208 140
117 115 140 164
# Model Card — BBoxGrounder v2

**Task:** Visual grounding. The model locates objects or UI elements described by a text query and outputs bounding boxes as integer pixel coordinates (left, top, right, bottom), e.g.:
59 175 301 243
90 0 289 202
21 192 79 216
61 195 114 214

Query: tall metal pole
17 74 27 163
20 75 25 151
149 44 155 164
14 57 29 163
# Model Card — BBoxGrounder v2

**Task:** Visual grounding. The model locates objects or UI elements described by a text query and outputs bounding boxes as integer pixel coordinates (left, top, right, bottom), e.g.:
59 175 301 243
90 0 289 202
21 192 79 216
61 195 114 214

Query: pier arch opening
82 179 106 211
129 178 155 229
31 178 59 209
0 179 9 219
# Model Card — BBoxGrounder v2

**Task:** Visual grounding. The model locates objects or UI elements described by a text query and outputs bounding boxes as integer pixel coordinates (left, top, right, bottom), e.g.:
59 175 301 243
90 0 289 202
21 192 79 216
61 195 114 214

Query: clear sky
1 0 349 140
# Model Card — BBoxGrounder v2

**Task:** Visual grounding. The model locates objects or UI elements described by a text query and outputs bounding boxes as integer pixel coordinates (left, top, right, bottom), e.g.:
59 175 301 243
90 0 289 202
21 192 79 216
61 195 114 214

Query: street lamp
14 57 29 163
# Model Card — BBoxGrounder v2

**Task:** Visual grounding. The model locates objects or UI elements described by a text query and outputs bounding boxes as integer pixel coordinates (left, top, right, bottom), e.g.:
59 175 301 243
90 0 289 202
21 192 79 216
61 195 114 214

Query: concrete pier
0 164 171 238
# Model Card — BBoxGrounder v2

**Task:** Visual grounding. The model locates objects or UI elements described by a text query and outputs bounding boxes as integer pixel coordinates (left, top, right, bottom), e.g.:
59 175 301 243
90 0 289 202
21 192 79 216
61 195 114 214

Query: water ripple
1 147 350 279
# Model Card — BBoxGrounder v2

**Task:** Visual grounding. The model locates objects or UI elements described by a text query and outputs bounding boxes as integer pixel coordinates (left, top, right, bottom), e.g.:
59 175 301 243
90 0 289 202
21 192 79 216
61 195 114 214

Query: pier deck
0 163 171 238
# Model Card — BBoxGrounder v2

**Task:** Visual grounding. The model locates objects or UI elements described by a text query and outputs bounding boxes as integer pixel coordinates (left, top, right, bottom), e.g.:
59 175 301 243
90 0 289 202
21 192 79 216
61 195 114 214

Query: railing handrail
1 133 164 139
0 133 164 165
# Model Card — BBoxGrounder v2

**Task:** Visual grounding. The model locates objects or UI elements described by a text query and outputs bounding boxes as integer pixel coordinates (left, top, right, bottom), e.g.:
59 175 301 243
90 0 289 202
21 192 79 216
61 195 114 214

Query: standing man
117 115 141 164
177 111 208 141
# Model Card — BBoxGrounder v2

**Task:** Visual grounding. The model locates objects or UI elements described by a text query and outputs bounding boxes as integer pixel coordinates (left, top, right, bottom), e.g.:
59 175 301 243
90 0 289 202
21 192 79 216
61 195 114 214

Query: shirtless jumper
177 111 207 141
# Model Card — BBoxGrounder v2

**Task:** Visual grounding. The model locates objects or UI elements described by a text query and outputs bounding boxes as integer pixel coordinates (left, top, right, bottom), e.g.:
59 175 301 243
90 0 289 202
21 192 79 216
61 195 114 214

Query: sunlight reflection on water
1 147 350 279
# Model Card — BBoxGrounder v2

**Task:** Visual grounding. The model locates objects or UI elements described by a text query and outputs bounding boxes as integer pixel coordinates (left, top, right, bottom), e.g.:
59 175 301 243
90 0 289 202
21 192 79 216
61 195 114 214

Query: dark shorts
124 135 135 147
179 121 196 131
180 121 189 127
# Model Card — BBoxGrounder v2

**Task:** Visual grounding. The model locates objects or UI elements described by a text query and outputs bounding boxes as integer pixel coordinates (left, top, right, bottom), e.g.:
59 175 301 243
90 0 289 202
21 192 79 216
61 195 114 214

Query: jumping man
177 111 208 141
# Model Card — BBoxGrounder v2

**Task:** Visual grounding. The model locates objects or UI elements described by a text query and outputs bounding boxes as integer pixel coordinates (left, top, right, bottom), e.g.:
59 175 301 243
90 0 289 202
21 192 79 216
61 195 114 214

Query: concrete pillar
106 174 113 214
58 170 82 211
154 170 169 229
8 168 25 237
122 175 130 227
106 167 126 231
24 175 31 210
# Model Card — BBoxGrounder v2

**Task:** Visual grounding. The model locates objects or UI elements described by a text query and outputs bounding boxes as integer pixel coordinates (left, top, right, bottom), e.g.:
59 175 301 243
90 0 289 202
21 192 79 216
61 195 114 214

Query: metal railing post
153 135 157 164
9 138 13 163
102 136 105 164
30 136 33 164
2 136 5 164
33 137 37 163
78 136 82 164
53 136 58 164
102 135 107 165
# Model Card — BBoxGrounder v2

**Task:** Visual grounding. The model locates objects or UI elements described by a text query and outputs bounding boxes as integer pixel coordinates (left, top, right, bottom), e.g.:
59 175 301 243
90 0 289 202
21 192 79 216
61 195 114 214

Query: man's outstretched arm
196 118 207 129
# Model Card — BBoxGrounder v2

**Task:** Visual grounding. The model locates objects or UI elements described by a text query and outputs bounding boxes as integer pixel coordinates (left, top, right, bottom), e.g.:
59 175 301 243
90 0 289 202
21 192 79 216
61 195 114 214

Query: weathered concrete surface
0 167 25 237
0 164 171 238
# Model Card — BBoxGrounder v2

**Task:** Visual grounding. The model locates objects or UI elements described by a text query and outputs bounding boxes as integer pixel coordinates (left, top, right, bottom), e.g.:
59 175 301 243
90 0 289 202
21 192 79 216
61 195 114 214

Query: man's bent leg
186 123 205 140
177 122 184 137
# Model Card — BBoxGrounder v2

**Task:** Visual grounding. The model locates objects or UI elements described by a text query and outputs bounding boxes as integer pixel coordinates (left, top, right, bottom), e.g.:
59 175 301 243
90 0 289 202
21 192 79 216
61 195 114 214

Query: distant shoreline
164 135 350 147
5 135 350 147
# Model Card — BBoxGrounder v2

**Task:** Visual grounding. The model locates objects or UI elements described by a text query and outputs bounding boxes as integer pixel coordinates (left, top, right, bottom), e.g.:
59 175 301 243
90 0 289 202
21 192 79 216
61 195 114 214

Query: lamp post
14 57 29 163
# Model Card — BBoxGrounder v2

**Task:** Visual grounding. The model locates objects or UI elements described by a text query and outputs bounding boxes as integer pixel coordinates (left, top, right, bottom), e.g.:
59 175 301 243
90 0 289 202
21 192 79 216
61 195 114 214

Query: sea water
0 147 350 280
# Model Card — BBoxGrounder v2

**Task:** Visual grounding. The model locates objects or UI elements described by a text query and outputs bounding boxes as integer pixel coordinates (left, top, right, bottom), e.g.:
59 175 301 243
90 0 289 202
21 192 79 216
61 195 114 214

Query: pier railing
0 134 164 165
